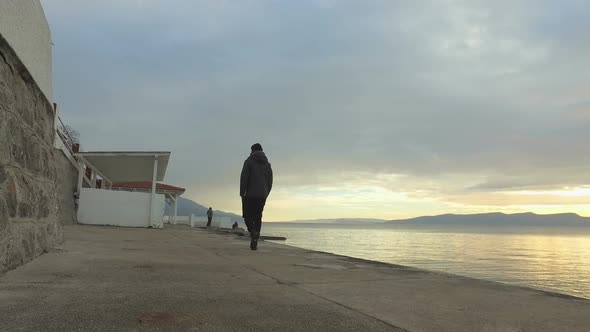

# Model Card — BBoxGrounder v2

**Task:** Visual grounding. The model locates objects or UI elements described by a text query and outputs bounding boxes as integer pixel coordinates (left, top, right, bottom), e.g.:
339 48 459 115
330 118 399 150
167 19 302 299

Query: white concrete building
74 151 182 229
0 0 53 102
1 2 186 230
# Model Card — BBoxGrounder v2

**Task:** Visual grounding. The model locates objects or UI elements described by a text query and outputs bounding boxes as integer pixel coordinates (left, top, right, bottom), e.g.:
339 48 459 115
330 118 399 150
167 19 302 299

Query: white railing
163 215 191 225
55 115 77 154
163 215 234 229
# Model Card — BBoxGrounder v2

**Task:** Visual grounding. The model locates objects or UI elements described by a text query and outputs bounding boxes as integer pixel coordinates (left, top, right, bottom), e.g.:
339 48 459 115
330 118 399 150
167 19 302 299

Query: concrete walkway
1 225 589 331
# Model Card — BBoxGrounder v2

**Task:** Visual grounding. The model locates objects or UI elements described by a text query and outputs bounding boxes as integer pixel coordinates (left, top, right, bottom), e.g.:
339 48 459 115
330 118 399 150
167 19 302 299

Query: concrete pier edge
1 224 589 331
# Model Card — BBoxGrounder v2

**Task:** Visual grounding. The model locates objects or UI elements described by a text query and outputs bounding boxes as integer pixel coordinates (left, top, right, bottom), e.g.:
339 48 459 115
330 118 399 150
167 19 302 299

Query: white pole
165 195 170 224
149 156 159 227
76 160 84 196
76 160 84 220
169 195 173 224
173 194 178 225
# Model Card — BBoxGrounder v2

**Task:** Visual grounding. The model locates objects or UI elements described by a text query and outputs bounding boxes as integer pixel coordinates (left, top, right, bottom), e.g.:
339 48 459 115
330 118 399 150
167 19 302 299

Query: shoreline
218 225 590 301
277 242 589 301
264 223 590 300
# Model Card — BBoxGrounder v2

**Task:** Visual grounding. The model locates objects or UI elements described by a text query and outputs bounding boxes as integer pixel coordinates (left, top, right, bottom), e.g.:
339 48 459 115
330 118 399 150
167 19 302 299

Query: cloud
41 0 590 219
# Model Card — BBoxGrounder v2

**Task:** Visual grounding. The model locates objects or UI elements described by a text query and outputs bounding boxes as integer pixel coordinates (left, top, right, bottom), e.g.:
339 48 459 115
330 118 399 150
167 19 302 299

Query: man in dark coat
240 143 273 250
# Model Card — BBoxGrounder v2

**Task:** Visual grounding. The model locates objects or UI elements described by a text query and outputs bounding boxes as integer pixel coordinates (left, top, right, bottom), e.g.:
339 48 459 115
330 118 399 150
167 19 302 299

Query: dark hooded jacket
240 151 273 198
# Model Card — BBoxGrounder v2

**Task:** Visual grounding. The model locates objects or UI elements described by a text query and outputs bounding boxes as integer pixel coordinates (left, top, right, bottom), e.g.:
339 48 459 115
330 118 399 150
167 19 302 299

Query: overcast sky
42 0 590 220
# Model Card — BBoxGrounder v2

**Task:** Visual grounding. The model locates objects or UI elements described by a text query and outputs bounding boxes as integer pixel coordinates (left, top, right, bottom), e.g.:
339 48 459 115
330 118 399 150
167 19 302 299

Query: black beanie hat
251 143 263 152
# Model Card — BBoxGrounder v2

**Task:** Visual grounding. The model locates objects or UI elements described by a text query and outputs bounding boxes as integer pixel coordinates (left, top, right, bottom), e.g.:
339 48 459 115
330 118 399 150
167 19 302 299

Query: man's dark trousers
242 197 266 236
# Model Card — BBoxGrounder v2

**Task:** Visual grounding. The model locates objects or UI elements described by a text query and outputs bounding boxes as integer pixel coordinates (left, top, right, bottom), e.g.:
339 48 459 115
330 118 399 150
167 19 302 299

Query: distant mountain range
388 212 590 227
277 218 387 224
171 198 590 227
279 213 590 227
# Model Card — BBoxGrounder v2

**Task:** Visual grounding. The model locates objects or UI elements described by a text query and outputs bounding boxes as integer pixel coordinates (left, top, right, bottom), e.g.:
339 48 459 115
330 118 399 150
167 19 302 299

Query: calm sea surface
264 223 590 299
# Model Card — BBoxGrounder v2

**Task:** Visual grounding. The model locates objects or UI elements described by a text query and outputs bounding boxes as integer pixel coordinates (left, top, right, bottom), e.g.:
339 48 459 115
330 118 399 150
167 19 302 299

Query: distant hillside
166 197 242 223
167 201 590 228
277 218 388 224
388 212 590 227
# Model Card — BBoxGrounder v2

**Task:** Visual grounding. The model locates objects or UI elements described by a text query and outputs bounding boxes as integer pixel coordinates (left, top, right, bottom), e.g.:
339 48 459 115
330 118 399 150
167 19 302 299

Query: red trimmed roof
111 181 185 195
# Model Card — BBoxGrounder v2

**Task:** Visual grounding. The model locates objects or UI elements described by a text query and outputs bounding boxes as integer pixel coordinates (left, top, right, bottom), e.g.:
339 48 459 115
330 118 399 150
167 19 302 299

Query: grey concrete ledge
1 225 588 331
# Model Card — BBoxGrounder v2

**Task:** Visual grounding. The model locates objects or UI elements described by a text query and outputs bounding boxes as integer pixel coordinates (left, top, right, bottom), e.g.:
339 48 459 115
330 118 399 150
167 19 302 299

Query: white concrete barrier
78 188 165 228
163 216 190 225
163 215 234 229
190 216 233 229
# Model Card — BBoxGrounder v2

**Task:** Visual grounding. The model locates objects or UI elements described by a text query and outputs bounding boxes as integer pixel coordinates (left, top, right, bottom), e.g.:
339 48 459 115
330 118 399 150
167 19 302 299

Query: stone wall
0 33 76 273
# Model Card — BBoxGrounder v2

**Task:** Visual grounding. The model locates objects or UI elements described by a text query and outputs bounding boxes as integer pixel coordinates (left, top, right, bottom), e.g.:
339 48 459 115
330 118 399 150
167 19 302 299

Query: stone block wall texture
0 33 77 273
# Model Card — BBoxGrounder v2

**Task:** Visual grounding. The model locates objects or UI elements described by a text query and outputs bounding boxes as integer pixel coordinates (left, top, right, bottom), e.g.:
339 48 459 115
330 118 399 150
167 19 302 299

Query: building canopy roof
75 151 170 182
111 181 185 195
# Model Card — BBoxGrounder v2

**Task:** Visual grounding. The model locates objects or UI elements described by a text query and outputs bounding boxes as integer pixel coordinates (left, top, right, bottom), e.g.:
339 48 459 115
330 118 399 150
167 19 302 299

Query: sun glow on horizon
187 178 590 221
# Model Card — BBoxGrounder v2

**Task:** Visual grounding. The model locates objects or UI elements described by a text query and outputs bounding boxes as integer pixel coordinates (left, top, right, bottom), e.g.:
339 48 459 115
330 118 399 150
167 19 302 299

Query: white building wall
0 0 53 102
78 188 165 228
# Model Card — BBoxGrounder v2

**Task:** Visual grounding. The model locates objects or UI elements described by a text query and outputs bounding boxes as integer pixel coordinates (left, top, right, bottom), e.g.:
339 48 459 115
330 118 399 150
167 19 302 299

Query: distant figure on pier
240 143 273 250
232 221 238 230
207 207 213 227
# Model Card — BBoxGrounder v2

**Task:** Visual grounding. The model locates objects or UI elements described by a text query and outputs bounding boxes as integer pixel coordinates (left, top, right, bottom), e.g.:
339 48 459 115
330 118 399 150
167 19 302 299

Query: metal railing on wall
56 115 76 155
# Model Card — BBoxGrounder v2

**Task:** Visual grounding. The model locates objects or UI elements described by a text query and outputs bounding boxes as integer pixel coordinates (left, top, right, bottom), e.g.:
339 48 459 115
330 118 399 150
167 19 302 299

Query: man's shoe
250 238 258 250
